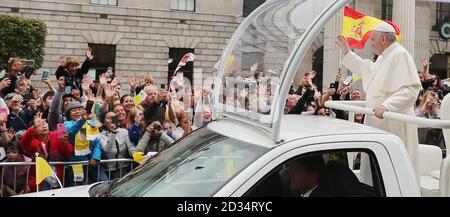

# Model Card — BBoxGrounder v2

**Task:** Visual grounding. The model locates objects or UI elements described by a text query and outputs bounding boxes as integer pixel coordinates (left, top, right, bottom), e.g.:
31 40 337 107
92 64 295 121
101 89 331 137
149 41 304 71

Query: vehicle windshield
109 127 269 197
213 0 338 128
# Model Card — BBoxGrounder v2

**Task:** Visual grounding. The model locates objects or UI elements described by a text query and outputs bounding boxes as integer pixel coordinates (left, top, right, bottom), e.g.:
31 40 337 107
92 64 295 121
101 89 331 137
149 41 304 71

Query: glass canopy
212 0 350 141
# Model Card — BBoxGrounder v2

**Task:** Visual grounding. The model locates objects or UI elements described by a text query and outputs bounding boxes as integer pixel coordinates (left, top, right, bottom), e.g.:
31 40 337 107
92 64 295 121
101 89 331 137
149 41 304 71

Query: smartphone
23 93 33 101
21 59 35 66
329 83 337 89
41 70 50 80
65 76 72 87
85 100 94 114
140 89 147 100
56 123 65 139
343 76 353 86
111 115 119 126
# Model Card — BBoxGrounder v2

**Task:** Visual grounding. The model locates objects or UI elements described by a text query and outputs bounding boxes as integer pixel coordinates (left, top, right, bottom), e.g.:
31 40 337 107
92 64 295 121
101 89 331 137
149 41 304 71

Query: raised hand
335 35 350 55
81 75 91 92
111 76 121 87
250 63 258 74
41 78 51 86
104 84 114 99
26 99 37 110
33 112 44 129
0 78 11 90
128 75 137 91
139 75 146 87
59 56 66 67
1 128 15 144
11 95 23 105
99 73 108 86
146 124 154 133
82 74 94 87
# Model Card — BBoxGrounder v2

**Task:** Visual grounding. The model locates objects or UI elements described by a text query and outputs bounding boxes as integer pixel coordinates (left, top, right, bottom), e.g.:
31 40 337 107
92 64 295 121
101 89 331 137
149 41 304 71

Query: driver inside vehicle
286 155 332 197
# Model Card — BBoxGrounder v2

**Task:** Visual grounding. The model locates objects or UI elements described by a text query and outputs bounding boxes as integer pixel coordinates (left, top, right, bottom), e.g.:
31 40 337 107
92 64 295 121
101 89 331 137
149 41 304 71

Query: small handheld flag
174 53 195 76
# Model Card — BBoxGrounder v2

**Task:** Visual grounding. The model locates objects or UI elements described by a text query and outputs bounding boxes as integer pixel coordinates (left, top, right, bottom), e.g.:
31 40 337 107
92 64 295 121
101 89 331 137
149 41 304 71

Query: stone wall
0 0 242 92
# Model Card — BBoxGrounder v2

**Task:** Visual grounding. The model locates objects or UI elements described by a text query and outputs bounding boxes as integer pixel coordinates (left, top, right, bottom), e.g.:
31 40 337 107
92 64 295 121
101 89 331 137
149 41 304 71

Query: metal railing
326 100 450 129
0 158 135 197
325 93 450 197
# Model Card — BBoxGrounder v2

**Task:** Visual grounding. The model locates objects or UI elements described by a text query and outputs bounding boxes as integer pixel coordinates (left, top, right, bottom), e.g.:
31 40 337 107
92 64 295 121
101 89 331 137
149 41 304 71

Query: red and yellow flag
342 6 401 49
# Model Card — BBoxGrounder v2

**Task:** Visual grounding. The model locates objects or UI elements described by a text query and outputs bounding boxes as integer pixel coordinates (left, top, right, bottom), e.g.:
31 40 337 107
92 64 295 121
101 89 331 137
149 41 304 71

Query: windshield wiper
90 179 118 197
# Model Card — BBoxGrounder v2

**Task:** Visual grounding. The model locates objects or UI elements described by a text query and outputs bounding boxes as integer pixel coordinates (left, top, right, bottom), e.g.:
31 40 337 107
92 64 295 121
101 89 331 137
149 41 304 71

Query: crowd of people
0 45 448 196
0 48 213 196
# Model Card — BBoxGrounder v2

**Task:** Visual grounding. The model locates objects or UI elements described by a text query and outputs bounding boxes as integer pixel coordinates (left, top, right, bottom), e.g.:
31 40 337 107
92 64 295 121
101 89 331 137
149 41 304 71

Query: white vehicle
23 0 450 197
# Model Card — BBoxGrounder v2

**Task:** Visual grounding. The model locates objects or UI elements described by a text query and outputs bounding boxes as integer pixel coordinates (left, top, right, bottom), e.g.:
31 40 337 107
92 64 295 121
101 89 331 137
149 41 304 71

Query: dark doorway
88 43 116 82
430 53 449 79
312 46 324 91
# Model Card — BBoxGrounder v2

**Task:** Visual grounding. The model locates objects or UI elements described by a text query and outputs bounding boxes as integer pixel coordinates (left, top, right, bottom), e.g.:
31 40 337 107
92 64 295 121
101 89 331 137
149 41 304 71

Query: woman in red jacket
20 112 74 192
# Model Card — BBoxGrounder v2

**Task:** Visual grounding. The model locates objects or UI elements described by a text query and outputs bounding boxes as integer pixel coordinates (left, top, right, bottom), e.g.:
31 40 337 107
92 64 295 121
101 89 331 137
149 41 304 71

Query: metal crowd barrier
0 158 135 197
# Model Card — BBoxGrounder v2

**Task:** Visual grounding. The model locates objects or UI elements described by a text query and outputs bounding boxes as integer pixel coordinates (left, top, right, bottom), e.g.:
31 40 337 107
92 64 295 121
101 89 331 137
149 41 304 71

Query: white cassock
343 42 422 185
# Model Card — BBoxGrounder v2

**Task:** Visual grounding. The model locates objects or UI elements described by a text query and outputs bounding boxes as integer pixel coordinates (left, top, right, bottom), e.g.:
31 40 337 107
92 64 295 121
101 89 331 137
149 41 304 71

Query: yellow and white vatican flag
35 155 63 192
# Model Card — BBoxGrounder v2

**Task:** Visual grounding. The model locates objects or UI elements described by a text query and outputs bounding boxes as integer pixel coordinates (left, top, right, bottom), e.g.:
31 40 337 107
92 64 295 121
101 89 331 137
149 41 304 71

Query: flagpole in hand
35 152 40 192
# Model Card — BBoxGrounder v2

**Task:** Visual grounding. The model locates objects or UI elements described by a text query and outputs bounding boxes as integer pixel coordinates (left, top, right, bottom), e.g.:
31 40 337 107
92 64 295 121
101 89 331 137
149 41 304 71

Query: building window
381 0 393 21
168 48 194 85
88 43 116 82
171 0 195 12
243 0 265 17
90 0 118 6
436 3 450 28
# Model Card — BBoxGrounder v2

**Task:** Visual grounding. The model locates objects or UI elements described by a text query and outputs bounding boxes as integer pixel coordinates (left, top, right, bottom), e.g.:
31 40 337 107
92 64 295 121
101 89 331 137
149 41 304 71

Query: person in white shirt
336 22 422 181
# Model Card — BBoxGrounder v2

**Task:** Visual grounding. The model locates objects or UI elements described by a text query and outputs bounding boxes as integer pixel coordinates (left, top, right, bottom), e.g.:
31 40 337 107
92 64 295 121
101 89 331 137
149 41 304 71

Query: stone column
323 11 343 89
415 1 431 70
393 0 415 57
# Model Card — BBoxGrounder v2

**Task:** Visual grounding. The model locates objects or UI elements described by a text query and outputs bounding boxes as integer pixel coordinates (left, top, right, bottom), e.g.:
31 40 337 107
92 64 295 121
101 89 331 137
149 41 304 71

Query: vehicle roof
207 115 389 148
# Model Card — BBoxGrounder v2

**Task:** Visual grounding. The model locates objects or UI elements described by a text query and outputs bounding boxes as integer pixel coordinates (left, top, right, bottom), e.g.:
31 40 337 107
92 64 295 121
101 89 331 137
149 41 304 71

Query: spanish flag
342 6 401 49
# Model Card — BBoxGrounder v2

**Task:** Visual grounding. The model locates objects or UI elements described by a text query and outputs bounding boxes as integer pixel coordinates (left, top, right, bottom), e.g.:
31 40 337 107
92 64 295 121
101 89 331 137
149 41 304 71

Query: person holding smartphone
19 112 73 192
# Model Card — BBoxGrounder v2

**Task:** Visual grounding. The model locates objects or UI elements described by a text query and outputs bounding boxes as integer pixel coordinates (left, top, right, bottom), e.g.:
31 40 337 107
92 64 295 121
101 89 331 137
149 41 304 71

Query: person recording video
1 58 24 97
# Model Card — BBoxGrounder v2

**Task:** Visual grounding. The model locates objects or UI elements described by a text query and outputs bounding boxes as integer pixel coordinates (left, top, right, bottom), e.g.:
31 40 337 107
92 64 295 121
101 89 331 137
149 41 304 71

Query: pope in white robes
336 22 422 183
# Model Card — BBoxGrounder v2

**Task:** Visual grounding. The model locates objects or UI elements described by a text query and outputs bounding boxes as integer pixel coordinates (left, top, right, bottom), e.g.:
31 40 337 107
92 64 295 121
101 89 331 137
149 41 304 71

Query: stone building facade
0 0 245 91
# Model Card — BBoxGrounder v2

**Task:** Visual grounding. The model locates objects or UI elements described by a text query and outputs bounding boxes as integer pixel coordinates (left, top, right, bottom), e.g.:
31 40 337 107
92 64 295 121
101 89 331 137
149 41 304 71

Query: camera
17 59 35 79
22 66 35 79
153 124 162 131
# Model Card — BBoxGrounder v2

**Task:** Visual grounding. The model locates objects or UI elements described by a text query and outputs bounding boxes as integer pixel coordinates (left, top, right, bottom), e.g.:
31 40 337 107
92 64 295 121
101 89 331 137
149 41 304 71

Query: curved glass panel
213 0 339 129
